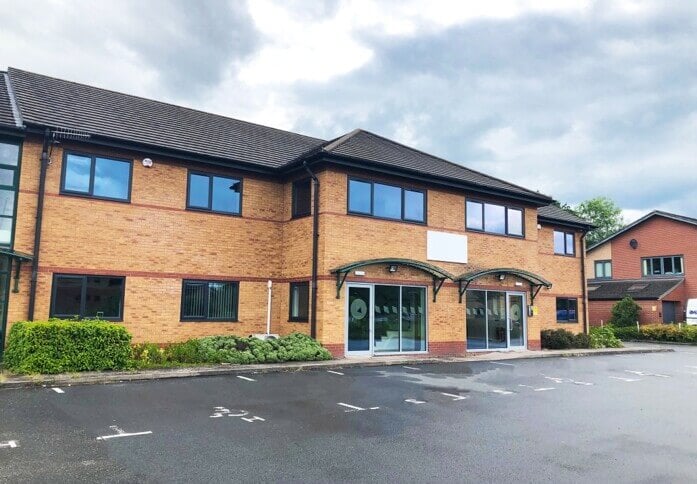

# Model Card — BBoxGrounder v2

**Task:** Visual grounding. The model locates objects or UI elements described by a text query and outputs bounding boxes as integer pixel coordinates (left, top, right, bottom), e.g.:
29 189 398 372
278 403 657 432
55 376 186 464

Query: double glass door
346 284 426 355
466 290 526 350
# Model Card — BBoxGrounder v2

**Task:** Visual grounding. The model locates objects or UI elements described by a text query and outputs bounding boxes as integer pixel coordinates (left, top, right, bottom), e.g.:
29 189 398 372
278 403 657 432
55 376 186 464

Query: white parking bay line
626 370 670 378
236 376 256 382
405 398 426 404
0 440 18 449
52 387 65 393
534 387 555 392
96 426 152 441
402 366 420 371
441 392 468 401
609 376 640 382
337 402 365 411
327 370 344 375
492 389 514 395
491 362 515 367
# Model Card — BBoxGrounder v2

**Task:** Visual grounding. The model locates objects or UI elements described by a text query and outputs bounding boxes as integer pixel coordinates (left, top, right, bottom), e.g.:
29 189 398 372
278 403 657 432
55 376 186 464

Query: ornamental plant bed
609 323 697 344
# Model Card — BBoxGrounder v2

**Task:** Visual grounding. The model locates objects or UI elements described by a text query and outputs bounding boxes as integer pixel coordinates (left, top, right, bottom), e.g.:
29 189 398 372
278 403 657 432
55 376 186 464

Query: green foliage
608 325 640 340
574 196 625 246
131 343 167 367
541 329 576 349
589 326 622 348
164 339 208 364
4 319 132 374
573 332 591 349
636 324 697 343
610 296 642 327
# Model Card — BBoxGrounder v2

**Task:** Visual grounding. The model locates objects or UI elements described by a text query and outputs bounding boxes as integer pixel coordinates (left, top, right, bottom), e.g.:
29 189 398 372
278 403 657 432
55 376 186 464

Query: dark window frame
553 229 575 256
186 170 243 216
60 150 133 203
0 136 22 248
641 255 684 277
50 274 126 321
594 260 612 279
465 199 525 238
180 279 239 322
291 178 312 219
288 281 310 322
556 297 578 323
346 177 427 225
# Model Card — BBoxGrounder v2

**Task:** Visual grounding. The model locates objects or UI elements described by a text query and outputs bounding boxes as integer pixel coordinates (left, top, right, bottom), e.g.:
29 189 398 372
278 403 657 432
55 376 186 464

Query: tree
574 196 625 246
610 296 641 327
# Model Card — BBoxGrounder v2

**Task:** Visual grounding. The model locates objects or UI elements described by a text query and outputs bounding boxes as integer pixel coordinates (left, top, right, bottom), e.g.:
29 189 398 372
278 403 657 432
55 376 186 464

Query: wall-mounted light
142 158 153 167
630 239 638 249
388 264 398 273
354 270 365 276
498 274 506 281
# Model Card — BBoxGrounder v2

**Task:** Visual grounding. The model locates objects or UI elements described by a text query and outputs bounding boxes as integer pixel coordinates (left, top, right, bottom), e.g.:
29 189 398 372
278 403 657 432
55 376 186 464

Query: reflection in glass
484 204 506 234
188 174 210 208
508 294 524 346
507 208 523 236
0 190 14 216
53 276 83 316
401 286 426 351
0 168 14 187
374 285 400 352
348 180 371 214
211 176 241 213
404 189 424 222
373 183 401 219
0 143 19 166
466 201 483 230
348 286 370 351
0 217 12 245
487 291 507 348
466 290 487 349
554 231 566 254
84 277 124 318
64 154 91 193
93 157 131 200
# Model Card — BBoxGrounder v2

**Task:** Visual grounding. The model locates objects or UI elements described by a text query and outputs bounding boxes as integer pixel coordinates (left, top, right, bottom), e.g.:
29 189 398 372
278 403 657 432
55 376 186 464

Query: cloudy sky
0 0 695 221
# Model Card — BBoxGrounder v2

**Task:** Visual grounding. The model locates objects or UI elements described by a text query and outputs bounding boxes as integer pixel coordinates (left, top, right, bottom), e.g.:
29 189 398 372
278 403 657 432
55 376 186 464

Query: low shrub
607 325 639 341
132 342 167 367
610 296 642 327
164 339 208 364
639 324 697 343
589 326 622 348
541 329 576 349
4 319 132 374
573 333 591 349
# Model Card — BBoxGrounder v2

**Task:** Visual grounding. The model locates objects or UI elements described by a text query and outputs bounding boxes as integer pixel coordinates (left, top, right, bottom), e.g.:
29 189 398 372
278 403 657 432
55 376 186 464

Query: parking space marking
402 366 420 371
492 389 514 395
51 387 65 393
519 384 555 392
96 426 152 441
544 376 594 386
241 416 266 423
327 370 344 375
0 440 18 449
441 392 468 401
609 376 640 382
626 370 670 378
405 398 426 404
337 402 380 412
236 376 256 382
491 362 515 367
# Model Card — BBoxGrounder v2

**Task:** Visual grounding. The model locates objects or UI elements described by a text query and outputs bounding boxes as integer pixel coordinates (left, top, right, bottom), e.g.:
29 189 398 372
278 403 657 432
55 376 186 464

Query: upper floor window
595 260 612 279
466 200 523 237
181 280 239 321
62 152 132 201
0 139 20 246
51 274 125 320
292 178 311 218
642 256 683 276
187 171 241 215
554 230 575 256
347 178 425 223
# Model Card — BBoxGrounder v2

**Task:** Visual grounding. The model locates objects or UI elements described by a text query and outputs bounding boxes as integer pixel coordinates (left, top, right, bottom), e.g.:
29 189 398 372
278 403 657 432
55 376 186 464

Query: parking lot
2 346 697 483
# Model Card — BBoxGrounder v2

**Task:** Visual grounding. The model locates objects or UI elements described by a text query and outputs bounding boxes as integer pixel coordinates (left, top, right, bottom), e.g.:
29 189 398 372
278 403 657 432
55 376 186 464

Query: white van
686 299 697 325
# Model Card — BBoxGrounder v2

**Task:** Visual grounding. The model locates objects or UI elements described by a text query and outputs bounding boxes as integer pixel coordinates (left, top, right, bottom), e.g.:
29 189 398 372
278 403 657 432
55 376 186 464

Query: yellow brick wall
5 136 585 354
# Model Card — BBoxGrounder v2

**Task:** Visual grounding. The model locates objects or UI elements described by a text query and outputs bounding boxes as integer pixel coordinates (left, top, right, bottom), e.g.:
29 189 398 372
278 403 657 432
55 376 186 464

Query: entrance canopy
0 248 33 293
455 268 552 304
330 258 454 301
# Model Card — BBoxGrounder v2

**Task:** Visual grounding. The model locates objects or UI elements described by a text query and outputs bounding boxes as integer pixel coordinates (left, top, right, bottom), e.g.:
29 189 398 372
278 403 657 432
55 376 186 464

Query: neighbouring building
586 210 697 325
0 68 593 359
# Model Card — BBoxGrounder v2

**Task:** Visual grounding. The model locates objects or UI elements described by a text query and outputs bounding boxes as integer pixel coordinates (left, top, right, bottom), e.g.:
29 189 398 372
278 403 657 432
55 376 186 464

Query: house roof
587 277 684 301
5 67 557 205
587 210 697 252
537 204 594 230
0 73 19 129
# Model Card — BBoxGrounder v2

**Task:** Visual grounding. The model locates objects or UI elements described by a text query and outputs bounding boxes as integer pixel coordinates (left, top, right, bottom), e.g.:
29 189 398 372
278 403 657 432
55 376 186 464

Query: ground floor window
556 298 578 323
51 274 125 320
181 280 238 321
466 290 525 350
347 284 426 354
289 281 309 321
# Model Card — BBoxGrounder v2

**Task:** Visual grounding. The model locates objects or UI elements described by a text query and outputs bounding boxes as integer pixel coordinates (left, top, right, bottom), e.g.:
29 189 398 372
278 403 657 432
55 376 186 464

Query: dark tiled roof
0 74 18 128
588 210 697 251
7 68 325 168
321 129 552 203
587 278 684 301
538 204 594 228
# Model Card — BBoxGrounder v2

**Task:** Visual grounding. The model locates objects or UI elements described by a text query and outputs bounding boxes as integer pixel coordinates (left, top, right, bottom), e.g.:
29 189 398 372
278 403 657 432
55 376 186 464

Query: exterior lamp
388 264 398 273
498 274 506 281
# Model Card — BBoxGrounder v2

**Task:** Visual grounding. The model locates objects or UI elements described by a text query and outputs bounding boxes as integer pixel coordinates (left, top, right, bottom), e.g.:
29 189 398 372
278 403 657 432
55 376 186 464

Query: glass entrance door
347 285 371 354
508 293 525 347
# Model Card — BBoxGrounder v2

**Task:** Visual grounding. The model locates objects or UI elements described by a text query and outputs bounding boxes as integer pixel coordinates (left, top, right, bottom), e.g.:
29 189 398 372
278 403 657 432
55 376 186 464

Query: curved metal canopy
454 268 552 304
330 258 454 301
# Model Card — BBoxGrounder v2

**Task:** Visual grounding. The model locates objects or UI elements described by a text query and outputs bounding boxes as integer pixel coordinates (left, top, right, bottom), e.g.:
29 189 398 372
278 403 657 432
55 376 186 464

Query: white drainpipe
266 280 273 335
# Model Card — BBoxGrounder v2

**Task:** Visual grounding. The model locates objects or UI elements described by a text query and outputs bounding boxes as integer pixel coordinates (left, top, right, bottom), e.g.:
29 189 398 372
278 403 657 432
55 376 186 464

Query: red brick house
586 211 697 325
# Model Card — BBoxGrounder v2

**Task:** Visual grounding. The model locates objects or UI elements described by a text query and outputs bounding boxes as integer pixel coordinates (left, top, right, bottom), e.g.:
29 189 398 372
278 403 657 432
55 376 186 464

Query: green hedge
609 323 697 343
4 319 132 374
132 333 332 367
541 328 622 349
588 326 622 348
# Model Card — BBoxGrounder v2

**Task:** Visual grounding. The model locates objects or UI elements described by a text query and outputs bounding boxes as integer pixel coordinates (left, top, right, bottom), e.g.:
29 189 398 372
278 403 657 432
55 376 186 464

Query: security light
388 264 398 273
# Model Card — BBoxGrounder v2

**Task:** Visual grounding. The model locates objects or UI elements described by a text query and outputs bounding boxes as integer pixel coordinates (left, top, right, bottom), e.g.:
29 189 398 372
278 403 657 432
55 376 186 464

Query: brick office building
0 68 592 358
586 211 697 325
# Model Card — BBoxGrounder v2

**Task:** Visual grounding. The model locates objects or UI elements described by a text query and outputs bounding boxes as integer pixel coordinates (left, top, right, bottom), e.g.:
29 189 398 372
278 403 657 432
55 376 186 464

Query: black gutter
538 216 595 232
581 233 588 334
27 128 51 321
303 160 320 339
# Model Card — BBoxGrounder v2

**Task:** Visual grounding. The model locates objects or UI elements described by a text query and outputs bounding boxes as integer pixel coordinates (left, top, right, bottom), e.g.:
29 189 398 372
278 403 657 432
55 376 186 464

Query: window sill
346 211 426 226
466 227 525 239
288 319 309 323
185 206 242 218
291 213 311 220
59 190 131 204
556 321 579 324
554 253 576 258
180 319 238 323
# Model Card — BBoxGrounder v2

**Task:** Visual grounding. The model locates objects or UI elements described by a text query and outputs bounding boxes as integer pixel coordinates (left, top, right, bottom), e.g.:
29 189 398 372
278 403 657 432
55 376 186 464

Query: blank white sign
427 231 467 264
